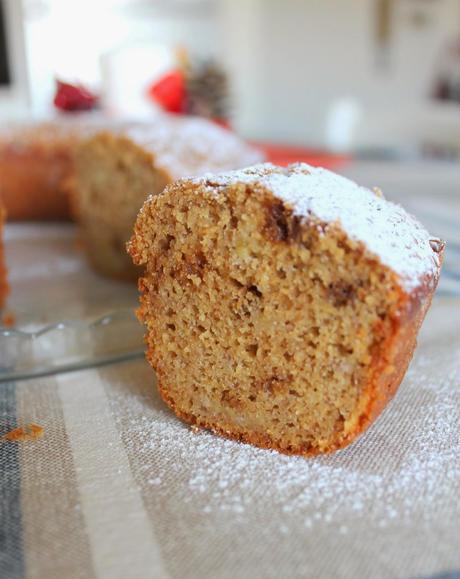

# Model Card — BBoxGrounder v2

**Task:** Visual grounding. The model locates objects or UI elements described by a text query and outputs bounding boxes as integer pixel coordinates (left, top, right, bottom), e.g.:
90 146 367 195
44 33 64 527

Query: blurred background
2 0 460 157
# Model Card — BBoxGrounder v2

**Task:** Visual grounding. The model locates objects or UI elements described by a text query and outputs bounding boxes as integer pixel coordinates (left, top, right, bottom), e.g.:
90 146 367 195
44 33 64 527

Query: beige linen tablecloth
1 297 459 579
1 161 459 579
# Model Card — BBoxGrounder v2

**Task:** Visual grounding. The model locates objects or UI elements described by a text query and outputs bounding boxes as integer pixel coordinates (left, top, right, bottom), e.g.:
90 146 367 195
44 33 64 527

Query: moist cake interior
136 180 403 454
75 133 169 279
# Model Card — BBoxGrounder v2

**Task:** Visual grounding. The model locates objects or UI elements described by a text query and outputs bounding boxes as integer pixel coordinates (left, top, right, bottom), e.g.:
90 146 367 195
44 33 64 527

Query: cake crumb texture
73 115 263 280
2 423 44 442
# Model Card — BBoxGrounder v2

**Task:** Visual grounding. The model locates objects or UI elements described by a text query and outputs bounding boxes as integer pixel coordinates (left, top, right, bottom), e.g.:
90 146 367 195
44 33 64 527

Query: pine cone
185 61 230 121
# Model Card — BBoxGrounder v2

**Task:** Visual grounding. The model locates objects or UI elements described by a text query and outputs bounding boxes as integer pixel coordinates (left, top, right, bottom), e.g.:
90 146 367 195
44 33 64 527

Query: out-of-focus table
1 160 459 579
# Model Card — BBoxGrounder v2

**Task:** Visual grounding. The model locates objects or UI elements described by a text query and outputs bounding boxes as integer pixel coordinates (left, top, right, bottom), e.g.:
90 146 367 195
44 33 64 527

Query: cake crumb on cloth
3 423 44 442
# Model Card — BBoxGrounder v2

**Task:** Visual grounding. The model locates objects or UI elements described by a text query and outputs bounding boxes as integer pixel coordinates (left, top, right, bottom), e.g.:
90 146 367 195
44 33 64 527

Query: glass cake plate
0 223 145 382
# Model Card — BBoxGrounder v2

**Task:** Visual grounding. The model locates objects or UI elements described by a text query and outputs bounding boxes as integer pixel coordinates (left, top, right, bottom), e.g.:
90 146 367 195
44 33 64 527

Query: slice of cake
72 116 262 280
128 163 444 456
0 202 7 309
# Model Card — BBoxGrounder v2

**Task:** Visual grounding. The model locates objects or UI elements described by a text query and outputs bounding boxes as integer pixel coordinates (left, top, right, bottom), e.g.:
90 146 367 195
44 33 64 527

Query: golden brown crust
0 118 121 221
0 145 74 220
0 202 8 309
0 122 88 221
348 277 438 447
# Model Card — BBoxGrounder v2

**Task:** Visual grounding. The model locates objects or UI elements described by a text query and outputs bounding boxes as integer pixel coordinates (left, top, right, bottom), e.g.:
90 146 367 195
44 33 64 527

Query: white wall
218 0 460 147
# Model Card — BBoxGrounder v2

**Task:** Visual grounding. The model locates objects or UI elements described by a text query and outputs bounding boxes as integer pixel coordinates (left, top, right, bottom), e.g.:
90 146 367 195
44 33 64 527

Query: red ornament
147 70 186 114
53 80 98 112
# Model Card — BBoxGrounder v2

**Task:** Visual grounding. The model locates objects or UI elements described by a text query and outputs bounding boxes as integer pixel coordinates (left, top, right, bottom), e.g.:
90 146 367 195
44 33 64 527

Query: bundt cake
0 202 7 309
128 163 444 456
72 116 262 280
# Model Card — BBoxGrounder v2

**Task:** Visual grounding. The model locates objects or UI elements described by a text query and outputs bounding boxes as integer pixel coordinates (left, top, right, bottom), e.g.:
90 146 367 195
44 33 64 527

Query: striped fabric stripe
0 382 24 579
423 573 460 579
16 378 95 579
57 370 168 579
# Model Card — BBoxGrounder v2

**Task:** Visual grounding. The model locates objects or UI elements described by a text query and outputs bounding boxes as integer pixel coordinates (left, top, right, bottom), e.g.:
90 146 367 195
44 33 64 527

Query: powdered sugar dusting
193 163 441 290
1 114 262 173
126 115 263 179
108 331 460 535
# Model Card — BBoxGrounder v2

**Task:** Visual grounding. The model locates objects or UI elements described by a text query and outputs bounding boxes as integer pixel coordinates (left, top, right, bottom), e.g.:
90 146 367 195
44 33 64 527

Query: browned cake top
122 115 263 178
0 114 262 177
0 114 133 154
170 163 442 291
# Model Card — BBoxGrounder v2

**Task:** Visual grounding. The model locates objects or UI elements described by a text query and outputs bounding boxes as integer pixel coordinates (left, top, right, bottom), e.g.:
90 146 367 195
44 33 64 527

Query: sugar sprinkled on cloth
192 163 440 290
108 329 460 536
